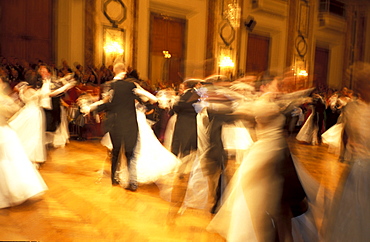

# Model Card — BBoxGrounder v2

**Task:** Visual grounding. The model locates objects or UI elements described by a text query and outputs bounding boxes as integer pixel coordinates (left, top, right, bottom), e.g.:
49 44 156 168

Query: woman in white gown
0 78 48 209
180 83 255 212
296 100 319 145
321 93 352 157
9 82 47 165
97 84 180 189
207 78 308 242
115 102 180 186
321 62 370 242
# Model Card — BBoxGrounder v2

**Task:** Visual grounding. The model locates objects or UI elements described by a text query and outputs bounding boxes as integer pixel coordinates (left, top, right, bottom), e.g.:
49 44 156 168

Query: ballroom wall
55 0 207 80
52 0 370 89
56 0 85 68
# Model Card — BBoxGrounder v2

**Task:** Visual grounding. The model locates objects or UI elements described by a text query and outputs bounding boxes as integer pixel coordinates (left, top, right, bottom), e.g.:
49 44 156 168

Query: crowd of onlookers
1 55 357 143
0 56 117 90
0 56 168 96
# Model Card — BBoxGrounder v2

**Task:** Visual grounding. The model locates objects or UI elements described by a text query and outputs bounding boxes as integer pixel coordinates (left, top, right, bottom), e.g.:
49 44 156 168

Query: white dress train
207 96 308 242
322 100 370 242
101 104 180 187
9 87 46 163
48 105 70 148
296 110 319 145
321 122 343 155
0 93 48 209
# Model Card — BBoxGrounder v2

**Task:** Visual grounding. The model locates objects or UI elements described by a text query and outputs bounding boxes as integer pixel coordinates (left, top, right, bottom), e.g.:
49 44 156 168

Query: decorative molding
221 0 241 28
251 0 288 18
295 33 307 60
150 1 197 18
219 19 236 46
318 13 347 33
102 0 127 27
298 1 309 37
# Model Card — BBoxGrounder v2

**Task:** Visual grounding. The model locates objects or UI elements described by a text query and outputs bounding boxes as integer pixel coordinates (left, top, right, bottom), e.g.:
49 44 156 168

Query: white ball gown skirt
321 122 343 155
130 110 180 184
9 104 46 162
221 121 254 151
221 120 254 165
48 105 70 148
101 108 180 187
207 135 316 241
0 125 48 209
323 158 370 242
163 113 177 151
296 113 319 145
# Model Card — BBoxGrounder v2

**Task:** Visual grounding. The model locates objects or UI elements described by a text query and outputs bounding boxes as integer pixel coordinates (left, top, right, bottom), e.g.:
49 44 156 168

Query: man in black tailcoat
95 63 140 191
85 63 157 191
171 79 202 157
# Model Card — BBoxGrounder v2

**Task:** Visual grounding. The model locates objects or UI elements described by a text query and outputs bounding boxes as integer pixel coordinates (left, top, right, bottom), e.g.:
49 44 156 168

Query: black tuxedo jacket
171 88 199 156
97 78 138 150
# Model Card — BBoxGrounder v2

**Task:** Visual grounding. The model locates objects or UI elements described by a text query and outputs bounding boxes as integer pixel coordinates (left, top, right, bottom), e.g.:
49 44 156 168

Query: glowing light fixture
219 56 235 68
104 41 124 55
298 69 308 76
163 51 172 59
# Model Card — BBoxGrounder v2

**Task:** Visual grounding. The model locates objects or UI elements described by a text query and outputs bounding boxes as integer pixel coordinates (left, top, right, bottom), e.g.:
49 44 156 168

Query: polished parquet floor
0 134 349 242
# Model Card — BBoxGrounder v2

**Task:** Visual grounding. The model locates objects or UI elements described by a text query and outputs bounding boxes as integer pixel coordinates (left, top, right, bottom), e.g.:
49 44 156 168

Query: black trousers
109 130 138 185
204 112 237 213
44 96 61 132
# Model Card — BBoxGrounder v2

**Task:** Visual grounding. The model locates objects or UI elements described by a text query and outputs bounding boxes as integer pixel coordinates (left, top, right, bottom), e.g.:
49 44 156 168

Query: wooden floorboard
0 135 348 242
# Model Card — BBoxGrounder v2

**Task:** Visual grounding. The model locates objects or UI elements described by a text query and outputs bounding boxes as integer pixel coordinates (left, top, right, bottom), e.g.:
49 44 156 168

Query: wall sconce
218 46 235 79
219 56 235 68
292 60 309 89
104 41 124 55
219 55 235 80
103 26 125 65
298 69 308 77
163 51 172 59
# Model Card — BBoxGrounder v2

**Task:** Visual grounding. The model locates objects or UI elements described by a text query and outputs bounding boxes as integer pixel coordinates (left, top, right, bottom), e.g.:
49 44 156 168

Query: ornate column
217 0 241 79
205 0 217 77
131 0 138 69
85 0 96 67
286 0 311 89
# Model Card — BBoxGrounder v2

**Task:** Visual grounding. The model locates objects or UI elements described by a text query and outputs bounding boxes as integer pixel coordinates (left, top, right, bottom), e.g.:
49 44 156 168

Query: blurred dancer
167 79 203 222
324 89 341 130
0 76 48 208
38 64 76 145
200 81 253 214
9 82 47 167
98 81 179 190
170 79 202 157
296 92 325 145
114 101 180 190
208 77 308 242
321 88 354 156
84 63 157 191
179 79 255 214
322 62 370 241
152 88 177 143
